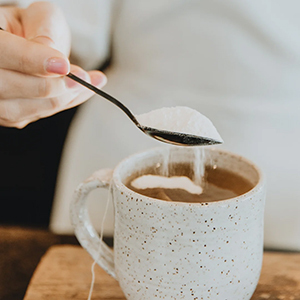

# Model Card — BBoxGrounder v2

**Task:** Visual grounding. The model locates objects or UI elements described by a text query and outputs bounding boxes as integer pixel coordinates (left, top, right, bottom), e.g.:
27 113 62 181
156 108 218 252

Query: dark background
0 107 77 227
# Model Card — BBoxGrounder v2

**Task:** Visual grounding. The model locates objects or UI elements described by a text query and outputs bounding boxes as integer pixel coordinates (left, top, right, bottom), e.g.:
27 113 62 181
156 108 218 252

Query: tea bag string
87 181 113 300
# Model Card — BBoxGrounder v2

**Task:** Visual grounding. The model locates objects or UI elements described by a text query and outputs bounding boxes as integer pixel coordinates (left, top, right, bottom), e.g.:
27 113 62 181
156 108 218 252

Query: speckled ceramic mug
71 147 265 300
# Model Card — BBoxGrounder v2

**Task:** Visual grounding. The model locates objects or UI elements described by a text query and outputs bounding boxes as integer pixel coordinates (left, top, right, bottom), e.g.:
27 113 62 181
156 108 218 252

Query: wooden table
0 226 112 300
24 245 300 300
0 226 80 300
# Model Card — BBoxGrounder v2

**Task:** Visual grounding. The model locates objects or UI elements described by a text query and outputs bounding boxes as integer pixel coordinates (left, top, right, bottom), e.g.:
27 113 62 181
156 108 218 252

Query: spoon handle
67 73 140 126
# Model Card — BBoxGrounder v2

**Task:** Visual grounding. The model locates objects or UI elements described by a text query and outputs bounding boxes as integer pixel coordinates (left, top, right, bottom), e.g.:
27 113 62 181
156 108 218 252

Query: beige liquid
125 163 253 203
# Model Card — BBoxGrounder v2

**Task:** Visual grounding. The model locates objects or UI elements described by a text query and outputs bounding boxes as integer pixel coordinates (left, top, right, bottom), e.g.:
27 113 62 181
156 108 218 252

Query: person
1 0 300 251
0 1 108 226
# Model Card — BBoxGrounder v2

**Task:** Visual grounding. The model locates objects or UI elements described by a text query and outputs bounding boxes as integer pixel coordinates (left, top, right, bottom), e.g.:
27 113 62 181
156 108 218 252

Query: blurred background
1 0 300 298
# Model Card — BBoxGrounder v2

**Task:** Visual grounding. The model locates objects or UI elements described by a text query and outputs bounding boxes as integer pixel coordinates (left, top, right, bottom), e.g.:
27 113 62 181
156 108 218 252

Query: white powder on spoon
136 106 223 142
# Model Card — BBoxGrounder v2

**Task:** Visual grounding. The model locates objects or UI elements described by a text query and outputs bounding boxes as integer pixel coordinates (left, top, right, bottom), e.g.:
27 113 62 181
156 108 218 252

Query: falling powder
193 147 206 186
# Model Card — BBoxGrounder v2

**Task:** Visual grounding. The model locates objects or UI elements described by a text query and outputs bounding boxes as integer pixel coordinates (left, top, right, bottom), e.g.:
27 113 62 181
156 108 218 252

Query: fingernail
65 69 88 89
91 73 107 87
45 57 69 74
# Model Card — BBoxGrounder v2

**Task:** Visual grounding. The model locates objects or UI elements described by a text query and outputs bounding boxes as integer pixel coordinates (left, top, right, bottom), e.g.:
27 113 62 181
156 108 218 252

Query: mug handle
70 168 116 279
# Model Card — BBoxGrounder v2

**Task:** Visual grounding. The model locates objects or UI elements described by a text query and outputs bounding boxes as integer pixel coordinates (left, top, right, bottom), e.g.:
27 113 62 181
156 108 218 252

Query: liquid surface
131 175 203 194
125 164 253 203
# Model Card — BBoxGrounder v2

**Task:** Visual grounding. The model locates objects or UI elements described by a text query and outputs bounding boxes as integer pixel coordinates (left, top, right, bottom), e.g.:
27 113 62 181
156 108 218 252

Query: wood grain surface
24 245 300 300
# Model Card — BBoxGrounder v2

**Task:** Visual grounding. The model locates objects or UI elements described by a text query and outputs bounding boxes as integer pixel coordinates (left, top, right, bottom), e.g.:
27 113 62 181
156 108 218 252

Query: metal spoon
67 73 222 146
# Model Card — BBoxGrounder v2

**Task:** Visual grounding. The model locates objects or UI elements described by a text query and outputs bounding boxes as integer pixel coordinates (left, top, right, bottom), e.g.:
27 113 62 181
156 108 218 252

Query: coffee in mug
126 163 254 203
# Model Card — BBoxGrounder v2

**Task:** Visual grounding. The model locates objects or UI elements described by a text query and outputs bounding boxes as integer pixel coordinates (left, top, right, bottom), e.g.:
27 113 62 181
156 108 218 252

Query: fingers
64 71 108 109
0 6 23 36
0 2 107 129
0 2 71 76
0 69 66 99
0 65 92 99
21 2 71 56
0 70 107 128
0 29 69 76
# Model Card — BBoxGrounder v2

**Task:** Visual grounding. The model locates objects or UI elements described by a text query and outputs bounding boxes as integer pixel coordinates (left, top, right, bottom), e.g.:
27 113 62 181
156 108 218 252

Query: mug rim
113 146 265 206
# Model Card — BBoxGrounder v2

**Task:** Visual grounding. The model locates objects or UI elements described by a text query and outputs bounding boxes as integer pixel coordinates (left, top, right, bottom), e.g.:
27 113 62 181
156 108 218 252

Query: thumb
21 2 71 57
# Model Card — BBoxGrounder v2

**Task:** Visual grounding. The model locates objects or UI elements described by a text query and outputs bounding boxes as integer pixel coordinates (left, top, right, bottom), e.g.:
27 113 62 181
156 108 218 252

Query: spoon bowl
67 73 222 146
140 126 222 146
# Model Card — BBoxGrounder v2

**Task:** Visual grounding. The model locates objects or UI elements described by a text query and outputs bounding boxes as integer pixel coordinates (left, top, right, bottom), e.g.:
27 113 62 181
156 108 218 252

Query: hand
0 2 107 128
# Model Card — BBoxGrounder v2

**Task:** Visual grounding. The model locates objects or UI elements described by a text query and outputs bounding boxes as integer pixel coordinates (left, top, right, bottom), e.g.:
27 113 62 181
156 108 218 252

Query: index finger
21 2 71 56
0 29 69 76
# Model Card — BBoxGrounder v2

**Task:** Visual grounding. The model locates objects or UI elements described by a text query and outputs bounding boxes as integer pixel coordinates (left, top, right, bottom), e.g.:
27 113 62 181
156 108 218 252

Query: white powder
136 106 223 142
161 147 170 177
131 175 203 195
193 147 206 186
